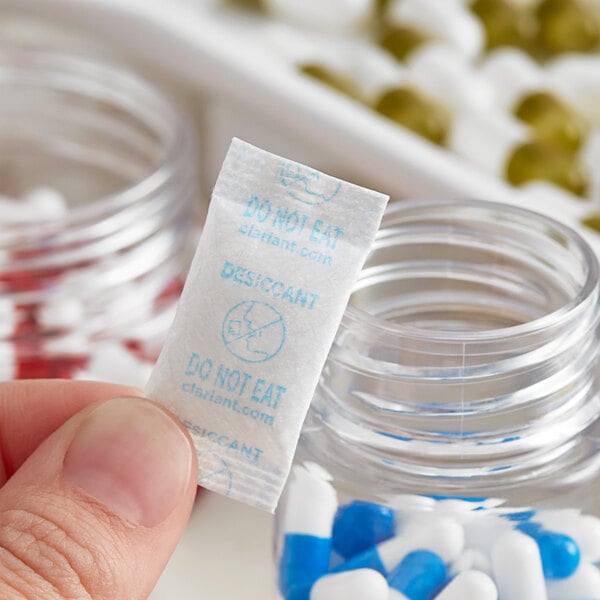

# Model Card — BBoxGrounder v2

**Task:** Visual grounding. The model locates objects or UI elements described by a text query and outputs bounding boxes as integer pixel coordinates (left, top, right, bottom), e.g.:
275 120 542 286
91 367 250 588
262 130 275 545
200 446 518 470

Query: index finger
0 379 142 486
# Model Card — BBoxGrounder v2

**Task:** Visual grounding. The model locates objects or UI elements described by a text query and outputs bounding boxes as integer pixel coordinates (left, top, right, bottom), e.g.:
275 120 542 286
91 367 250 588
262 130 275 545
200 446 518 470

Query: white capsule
408 42 494 111
379 516 465 571
385 494 437 512
403 515 466 563
280 463 338 537
279 34 410 104
0 298 18 338
450 548 492 577
385 0 484 60
479 48 547 110
536 510 600 564
38 297 85 329
310 569 389 600
464 514 513 555
491 531 548 600
44 332 89 356
546 562 600 600
582 128 600 202
262 23 347 68
345 42 409 104
448 108 529 176
133 361 154 388
0 341 16 381
121 302 177 357
440 497 505 511
519 181 587 210
0 196 19 220
0 195 35 223
268 32 409 106
277 464 338 592
434 570 498 600
548 54 600 124
79 341 149 387
24 186 68 220
263 0 372 32
434 498 496 524
0 187 67 224
302 461 334 482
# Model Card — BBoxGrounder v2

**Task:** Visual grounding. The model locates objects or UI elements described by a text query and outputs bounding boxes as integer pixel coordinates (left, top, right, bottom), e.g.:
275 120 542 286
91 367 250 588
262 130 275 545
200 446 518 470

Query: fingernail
63 397 192 527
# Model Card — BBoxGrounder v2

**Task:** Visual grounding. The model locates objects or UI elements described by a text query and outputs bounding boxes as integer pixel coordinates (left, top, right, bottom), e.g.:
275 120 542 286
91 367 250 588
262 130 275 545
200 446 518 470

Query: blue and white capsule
516 524 580 580
332 515 464 576
278 464 337 596
332 500 396 559
536 510 600 564
387 550 447 600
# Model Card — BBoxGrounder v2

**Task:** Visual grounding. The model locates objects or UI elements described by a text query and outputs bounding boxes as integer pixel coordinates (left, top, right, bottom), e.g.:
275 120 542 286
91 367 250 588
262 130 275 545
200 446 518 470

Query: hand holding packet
145 139 388 511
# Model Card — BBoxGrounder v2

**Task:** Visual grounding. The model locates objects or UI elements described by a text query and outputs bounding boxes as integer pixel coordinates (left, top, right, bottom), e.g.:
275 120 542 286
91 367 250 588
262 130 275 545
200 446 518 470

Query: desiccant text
220 260 319 310
183 420 263 463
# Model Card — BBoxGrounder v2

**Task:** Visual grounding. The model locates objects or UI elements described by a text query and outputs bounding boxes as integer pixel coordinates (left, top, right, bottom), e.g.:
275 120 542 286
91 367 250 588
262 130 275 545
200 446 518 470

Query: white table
151 490 278 599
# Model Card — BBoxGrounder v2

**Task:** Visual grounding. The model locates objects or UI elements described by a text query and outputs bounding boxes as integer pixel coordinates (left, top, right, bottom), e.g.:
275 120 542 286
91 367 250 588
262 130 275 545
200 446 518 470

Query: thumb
0 396 197 600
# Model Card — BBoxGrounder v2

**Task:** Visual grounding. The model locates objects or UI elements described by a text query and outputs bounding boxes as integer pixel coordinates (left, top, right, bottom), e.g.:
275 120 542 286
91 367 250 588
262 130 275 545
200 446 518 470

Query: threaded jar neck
0 49 197 337
304 200 600 504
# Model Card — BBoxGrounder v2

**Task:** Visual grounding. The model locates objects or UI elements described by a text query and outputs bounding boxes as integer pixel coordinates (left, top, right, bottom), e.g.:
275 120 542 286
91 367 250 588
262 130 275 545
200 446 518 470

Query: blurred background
0 0 599 597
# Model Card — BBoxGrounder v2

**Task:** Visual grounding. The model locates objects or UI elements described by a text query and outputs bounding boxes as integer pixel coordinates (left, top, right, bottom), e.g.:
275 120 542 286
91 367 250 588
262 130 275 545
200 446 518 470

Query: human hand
0 380 197 599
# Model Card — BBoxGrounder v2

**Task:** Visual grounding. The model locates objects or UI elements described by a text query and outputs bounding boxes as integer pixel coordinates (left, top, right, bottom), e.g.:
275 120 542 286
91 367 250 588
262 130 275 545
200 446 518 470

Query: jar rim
0 47 193 227
344 198 600 343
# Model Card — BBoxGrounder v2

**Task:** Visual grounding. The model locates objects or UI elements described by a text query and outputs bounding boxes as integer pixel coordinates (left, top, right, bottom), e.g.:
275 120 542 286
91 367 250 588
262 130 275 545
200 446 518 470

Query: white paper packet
145 139 388 512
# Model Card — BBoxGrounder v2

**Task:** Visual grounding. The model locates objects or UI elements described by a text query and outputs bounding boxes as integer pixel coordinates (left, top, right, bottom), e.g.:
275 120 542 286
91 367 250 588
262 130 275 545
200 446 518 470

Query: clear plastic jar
276 199 600 599
0 49 198 383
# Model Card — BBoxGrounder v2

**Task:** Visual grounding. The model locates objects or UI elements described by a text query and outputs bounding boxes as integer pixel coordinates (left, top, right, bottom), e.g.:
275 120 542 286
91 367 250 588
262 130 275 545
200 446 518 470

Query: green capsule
506 140 589 196
378 25 432 62
536 0 600 54
582 213 600 232
375 0 394 15
299 63 363 101
514 91 587 152
224 0 264 9
471 0 536 49
375 87 451 145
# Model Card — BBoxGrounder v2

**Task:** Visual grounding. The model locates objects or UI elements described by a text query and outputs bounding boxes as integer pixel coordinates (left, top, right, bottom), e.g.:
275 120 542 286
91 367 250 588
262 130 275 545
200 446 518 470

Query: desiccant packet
145 138 388 512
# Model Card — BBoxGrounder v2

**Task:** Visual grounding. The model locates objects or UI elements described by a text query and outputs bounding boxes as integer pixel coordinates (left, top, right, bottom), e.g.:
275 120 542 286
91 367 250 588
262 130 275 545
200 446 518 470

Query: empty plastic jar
0 49 198 382
275 199 600 600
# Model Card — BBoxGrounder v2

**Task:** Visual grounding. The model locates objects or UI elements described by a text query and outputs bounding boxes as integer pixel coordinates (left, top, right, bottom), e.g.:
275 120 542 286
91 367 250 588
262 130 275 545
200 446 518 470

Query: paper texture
145 139 388 511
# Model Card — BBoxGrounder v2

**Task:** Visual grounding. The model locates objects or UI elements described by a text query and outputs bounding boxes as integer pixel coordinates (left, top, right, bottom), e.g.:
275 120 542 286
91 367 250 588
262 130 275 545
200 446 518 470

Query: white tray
5 0 600 254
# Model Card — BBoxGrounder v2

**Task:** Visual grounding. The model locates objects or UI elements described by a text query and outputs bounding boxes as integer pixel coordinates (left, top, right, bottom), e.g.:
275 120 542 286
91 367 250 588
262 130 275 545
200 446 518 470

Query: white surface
150 490 277 599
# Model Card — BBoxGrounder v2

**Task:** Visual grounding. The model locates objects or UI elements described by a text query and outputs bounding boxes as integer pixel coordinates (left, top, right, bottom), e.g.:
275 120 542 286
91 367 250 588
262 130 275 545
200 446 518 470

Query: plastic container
0 49 198 383
275 199 600 599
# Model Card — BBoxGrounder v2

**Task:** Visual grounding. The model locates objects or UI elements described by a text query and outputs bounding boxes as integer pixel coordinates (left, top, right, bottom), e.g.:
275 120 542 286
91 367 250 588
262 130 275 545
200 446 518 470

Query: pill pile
276 464 600 600
0 187 182 386
0 186 68 223
223 0 600 214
